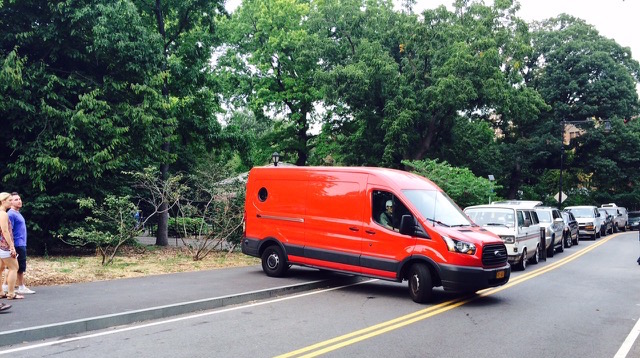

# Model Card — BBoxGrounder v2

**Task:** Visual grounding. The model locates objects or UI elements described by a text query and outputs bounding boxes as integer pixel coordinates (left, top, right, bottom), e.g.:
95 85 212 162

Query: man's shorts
15 246 27 273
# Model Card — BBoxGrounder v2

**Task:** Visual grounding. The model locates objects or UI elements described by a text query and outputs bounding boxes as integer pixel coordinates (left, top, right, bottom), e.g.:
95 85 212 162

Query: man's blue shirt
8 209 26 247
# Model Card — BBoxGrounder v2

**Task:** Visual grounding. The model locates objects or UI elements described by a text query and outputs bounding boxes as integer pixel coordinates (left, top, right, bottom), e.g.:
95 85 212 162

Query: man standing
2 192 35 295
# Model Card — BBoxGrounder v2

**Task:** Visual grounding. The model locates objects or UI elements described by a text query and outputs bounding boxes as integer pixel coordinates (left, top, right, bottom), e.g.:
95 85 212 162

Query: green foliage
168 217 208 238
403 159 502 208
63 195 140 265
217 0 323 166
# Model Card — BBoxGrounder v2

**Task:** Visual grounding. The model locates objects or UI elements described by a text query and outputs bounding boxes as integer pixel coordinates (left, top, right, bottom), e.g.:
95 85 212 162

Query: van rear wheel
261 245 288 277
529 246 539 265
408 263 433 303
517 249 527 270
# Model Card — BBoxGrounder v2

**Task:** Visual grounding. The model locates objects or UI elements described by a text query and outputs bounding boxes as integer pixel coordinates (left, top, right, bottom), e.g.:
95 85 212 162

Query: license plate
496 270 505 279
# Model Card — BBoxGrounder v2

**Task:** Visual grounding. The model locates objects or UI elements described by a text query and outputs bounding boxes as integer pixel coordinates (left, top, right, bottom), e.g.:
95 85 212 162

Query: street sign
554 192 568 203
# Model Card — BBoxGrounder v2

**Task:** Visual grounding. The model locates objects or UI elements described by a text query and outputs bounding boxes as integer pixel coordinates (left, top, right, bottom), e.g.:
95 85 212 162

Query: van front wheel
408 263 433 303
261 245 288 277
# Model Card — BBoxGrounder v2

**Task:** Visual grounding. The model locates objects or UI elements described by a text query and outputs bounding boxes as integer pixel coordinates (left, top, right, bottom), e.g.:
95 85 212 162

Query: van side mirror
399 215 415 236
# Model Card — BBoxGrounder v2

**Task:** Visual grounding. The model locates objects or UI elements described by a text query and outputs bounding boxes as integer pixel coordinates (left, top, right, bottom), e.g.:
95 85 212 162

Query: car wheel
547 238 555 257
592 233 597 240
517 249 527 270
623 223 627 232
564 232 572 248
529 245 540 265
573 234 579 246
614 225 619 233
261 245 288 277
408 263 433 303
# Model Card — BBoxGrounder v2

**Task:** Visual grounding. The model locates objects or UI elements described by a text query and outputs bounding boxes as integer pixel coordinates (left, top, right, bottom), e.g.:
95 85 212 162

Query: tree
529 14 640 204
132 0 226 245
403 159 502 208
0 0 166 251
217 0 323 166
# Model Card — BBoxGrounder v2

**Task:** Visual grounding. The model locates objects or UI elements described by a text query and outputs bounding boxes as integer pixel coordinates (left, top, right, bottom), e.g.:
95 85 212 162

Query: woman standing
0 192 23 300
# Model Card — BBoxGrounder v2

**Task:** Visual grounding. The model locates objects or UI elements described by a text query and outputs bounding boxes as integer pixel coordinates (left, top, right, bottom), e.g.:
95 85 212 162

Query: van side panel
303 173 366 271
245 172 307 260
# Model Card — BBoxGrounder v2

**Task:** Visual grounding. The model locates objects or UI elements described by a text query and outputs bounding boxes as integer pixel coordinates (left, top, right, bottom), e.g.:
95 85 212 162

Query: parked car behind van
564 206 603 240
599 207 625 233
242 166 511 303
464 204 541 270
597 208 614 236
601 204 628 231
533 206 565 256
561 211 579 247
629 211 640 231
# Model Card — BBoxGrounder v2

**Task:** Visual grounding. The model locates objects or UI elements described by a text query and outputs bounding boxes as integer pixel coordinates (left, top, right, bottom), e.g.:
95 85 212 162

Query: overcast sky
225 0 639 62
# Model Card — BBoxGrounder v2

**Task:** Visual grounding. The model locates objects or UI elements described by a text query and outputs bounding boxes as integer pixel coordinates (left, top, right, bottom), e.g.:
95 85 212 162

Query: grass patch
25 246 260 286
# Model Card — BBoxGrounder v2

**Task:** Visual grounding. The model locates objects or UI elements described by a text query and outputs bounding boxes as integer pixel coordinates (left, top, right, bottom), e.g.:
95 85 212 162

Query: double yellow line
276 234 619 358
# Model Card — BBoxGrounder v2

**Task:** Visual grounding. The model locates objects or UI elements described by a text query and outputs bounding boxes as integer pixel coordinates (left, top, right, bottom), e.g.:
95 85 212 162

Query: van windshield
464 208 515 228
566 208 594 218
403 190 472 227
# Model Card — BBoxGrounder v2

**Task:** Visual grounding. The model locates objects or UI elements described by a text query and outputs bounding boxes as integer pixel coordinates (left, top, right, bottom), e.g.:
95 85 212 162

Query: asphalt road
3 231 640 358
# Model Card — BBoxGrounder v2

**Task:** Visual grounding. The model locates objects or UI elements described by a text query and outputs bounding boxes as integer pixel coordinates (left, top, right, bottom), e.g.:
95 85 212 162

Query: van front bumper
439 263 511 292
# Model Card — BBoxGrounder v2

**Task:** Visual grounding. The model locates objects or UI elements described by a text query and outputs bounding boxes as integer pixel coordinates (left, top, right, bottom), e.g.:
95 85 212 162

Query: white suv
564 206 603 240
465 204 541 270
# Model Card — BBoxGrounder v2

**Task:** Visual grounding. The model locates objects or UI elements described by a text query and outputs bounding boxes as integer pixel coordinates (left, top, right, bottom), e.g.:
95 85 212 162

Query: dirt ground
18 246 260 287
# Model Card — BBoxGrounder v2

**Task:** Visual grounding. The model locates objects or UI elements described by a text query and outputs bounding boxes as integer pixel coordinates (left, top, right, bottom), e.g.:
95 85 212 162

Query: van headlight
442 235 476 255
500 235 515 244
585 222 594 230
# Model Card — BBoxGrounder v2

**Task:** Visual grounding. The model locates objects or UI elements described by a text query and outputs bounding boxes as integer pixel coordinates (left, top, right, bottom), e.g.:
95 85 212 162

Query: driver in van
380 200 394 230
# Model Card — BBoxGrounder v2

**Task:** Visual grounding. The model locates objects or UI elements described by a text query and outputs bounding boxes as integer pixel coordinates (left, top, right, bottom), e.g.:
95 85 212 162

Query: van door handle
349 227 359 232
365 230 376 235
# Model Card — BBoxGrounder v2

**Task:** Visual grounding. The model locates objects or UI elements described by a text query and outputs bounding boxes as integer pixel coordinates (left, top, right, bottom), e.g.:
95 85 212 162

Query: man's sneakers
1 285 35 294
16 286 35 294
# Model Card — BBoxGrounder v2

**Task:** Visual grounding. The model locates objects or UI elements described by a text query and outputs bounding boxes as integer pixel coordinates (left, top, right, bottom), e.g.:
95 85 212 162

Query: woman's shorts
0 249 10 259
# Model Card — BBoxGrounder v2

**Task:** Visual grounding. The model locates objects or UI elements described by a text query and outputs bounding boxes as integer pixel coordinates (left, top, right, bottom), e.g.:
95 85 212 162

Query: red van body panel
242 166 510 300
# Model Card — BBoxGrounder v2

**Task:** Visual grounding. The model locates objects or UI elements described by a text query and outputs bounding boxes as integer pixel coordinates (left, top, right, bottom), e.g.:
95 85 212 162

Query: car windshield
629 212 640 218
602 209 617 216
566 208 594 218
536 210 552 223
464 208 515 228
403 189 472 227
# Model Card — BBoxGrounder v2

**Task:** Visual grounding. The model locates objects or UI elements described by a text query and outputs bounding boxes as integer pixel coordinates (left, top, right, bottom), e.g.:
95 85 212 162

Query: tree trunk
155 161 170 246
413 116 437 160
506 162 522 199
154 0 170 246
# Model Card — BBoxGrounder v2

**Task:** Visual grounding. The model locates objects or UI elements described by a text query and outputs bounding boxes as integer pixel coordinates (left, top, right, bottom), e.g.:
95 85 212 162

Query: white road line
614 315 640 358
0 279 377 355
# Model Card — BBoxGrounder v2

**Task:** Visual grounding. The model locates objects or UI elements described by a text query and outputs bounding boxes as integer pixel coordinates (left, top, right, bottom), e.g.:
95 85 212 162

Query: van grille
482 244 508 266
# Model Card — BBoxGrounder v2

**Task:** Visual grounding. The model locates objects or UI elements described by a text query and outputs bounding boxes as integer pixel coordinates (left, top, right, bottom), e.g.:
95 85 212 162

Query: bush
168 217 208 238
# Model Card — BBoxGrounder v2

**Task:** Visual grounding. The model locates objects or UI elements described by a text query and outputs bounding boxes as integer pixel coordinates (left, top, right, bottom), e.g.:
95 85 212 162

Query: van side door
360 187 419 280
303 174 366 272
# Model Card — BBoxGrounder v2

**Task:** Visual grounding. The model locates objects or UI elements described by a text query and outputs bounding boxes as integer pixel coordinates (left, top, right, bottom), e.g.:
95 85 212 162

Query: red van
242 166 510 302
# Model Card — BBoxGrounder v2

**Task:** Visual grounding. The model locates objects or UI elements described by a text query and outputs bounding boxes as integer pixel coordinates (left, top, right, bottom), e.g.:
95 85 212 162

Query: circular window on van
258 187 268 202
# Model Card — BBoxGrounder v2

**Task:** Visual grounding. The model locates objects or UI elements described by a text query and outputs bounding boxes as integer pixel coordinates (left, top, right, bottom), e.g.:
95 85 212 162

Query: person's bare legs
1 257 19 298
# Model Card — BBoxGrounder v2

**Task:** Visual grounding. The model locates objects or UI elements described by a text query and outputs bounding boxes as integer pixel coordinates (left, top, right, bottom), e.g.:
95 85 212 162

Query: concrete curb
0 276 361 347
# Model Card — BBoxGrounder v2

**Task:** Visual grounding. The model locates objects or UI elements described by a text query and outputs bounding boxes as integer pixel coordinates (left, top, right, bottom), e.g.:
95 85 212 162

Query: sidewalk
0 265 361 347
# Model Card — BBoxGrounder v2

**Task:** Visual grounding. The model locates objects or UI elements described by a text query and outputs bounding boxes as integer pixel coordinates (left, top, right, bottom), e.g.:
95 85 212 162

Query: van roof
491 200 543 208
249 166 441 190
465 204 527 210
